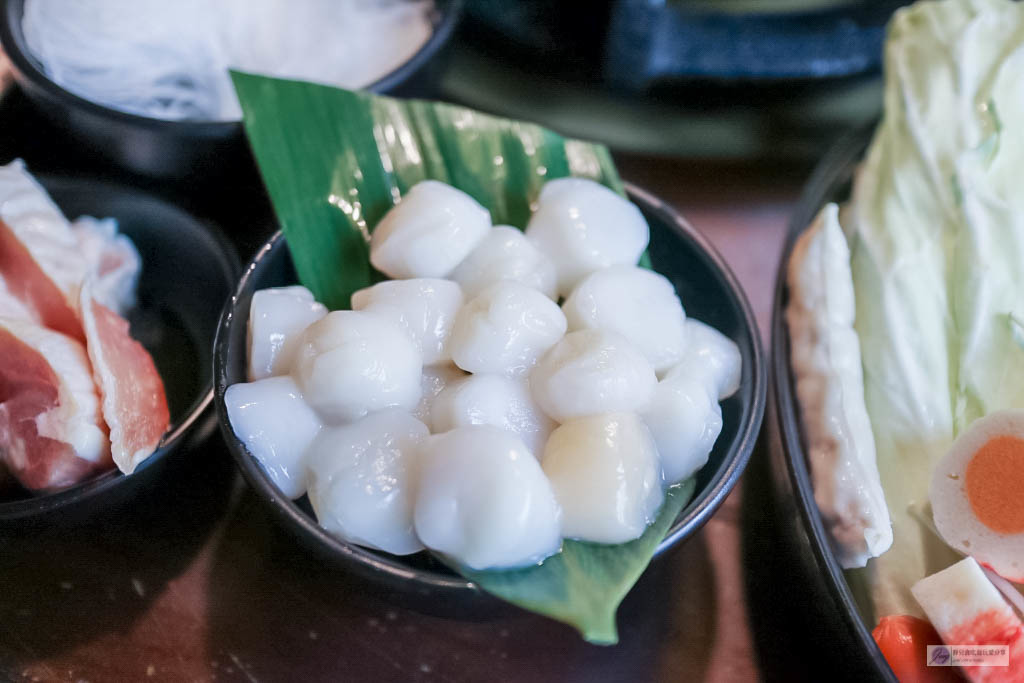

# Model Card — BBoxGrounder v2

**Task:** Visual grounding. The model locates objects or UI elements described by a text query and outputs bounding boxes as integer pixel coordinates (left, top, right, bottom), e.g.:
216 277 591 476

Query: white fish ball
450 225 557 299
542 412 664 543
369 181 491 279
414 425 562 569
350 278 464 365
413 363 466 425
430 374 555 457
448 282 567 376
225 375 322 499
293 310 422 423
306 409 429 556
642 371 722 484
530 329 657 422
664 319 742 400
525 178 649 297
562 265 686 374
247 286 327 381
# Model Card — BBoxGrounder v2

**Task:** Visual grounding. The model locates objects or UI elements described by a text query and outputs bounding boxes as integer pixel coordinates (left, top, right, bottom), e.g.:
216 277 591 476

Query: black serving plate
763 127 896 681
0 175 239 526
0 0 463 179
211 183 765 610
213 183 766 607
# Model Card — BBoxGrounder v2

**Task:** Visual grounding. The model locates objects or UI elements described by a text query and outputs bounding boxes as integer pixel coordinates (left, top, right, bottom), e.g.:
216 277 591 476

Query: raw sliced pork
0 317 110 490
80 287 169 474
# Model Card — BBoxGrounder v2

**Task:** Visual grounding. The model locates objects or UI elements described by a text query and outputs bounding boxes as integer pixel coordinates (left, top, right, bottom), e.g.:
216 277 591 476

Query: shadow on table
202 488 718 683
0 419 234 665
742 434 849 682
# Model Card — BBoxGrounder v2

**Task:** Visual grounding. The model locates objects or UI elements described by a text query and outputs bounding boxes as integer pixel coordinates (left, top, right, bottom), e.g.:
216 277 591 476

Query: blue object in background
605 0 909 90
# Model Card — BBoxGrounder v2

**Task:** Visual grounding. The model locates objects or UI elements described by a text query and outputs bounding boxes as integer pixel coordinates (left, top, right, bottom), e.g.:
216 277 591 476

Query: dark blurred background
441 0 907 161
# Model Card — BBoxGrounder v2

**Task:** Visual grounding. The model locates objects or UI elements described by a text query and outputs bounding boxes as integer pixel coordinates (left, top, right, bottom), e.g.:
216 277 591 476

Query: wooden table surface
0 50 823 683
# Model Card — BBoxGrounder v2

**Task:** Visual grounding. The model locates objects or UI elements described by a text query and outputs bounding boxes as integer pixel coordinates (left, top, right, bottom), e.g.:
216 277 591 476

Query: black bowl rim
769 126 897 681
0 174 240 520
214 181 766 594
0 0 463 133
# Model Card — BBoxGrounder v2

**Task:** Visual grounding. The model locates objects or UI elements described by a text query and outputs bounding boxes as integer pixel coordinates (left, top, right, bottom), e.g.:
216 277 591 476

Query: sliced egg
931 410 1024 582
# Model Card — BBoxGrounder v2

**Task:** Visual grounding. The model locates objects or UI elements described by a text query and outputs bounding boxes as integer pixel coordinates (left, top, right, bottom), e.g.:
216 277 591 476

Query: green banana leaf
231 71 693 643
457 479 695 644
231 70 624 310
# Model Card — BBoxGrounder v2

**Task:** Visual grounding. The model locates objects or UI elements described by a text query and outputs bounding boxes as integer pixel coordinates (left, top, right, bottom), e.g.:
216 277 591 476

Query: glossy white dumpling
414 426 562 569
525 178 650 296
642 370 722 484
448 282 567 376
413 363 466 425
542 412 663 543
247 286 327 380
369 181 491 279
450 225 557 299
530 329 657 422
665 319 742 400
225 376 322 499
350 278 464 365
306 409 429 556
292 310 422 423
430 374 555 457
562 265 686 374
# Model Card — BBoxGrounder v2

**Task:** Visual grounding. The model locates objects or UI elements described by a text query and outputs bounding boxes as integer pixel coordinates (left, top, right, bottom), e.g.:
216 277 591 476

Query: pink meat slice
80 288 169 474
0 320 111 491
0 218 84 343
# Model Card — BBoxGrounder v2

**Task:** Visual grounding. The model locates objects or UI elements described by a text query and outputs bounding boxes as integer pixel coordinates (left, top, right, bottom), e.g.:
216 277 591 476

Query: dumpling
369 181 491 280
292 310 422 423
413 363 466 425
542 412 664 543
530 329 656 422
306 409 429 556
562 265 686 374
224 375 323 499
665 319 742 399
247 286 327 381
450 225 557 300
642 369 722 484
430 374 554 457
448 282 566 376
525 178 649 297
414 425 562 569
350 278 463 366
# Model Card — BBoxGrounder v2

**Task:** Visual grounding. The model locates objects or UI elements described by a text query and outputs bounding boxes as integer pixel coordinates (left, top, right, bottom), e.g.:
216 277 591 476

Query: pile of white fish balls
226 178 741 570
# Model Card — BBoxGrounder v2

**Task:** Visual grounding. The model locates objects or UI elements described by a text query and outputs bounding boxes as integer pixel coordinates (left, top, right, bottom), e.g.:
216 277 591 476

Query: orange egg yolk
965 435 1024 535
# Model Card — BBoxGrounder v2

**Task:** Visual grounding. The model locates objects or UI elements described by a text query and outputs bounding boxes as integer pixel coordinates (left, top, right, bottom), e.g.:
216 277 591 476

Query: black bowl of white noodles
0 0 462 180
213 183 766 606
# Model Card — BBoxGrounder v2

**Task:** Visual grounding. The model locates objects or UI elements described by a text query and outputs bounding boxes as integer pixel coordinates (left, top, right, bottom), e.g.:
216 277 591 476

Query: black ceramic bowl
766 127 896 681
214 183 766 603
0 0 462 179
0 175 238 526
